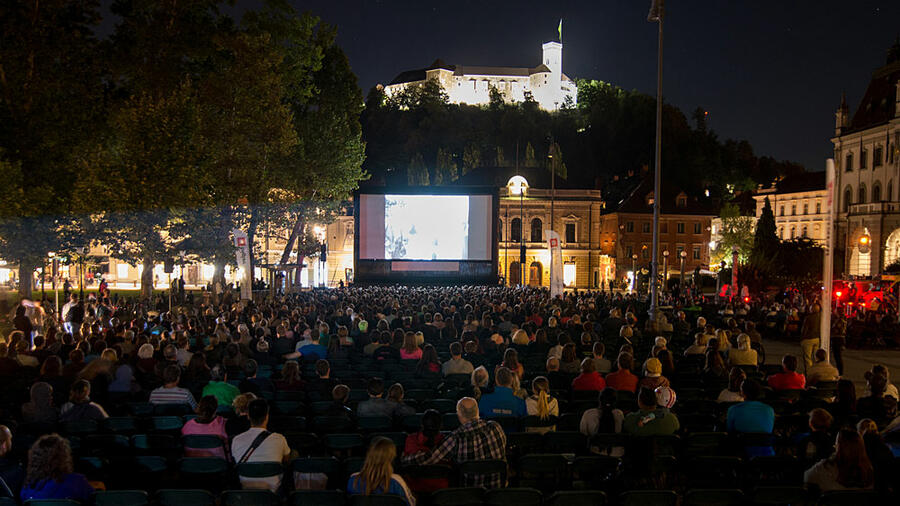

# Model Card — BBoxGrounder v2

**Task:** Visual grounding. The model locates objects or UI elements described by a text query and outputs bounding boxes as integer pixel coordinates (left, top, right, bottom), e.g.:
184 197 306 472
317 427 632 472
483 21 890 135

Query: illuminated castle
383 41 577 111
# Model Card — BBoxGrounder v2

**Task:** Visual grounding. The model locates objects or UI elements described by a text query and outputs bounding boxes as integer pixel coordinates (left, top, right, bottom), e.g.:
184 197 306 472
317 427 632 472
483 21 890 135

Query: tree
752 197 779 259
462 144 481 176
548 141 568 180
435 148 458 184
711 203 755 266
524 142 538 168
0 0 106 299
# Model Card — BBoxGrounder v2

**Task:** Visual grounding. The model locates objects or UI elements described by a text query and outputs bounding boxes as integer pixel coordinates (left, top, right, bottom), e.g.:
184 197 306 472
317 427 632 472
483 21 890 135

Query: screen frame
353 185 499 285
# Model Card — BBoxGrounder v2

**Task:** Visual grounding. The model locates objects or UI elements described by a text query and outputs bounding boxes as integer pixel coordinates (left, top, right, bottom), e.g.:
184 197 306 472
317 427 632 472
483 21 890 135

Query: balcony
847 202 900 216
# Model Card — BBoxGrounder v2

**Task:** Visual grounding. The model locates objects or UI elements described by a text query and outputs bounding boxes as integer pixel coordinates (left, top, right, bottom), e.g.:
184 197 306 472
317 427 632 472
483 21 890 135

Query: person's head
29 382 53 406
781 355 798 373
814 349 828 364
644 357 662 377
740 378 762 401
561 343 576 362
26 434 74 486
367 378 385 398
162 364 181 386
836 379 856 407
68 379 92 404
580 358 596 374
232 392 257 416
637 387 658 410
619 325 633 340
315 359 330 378
531 376 552 420
494 366 513 388
471 366 489 388
387 383 404 403
420 344 438 364
856 418 878 437
866 371 888 397
244 359 258 378
40 356 62 377
546 357 560 372
357 437 397 496
0 425 12 458
592 342 605 358
655 386 677 409
598 388 617 411
421 409 442 439
736 334 751 351
163 344 177 361
247 398 269 427
728 367 747 393
402 332 418 353
456 397 479 424
617 352 634 372
332 384 350 404
449 341 462 358
808 408 833 432
138 343 154 360
196 395 218 423
833 429 873 488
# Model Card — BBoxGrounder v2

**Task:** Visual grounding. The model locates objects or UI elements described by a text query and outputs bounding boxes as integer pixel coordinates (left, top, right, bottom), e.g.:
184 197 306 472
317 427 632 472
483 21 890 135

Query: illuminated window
692 245 701 260
693 222 701 234
116 263 129 279
816 202 821 214
791 204 796 215
563 263 576 287
803 203 808 215
779 206 784 216
802 225 808 237
202 264 215 280
790 226 796 239
677 223 685 234
530 218 543 242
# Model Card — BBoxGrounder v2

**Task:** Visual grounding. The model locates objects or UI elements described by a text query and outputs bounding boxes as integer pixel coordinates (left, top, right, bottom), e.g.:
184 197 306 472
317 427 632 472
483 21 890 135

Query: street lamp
507 176 529 286
647 0 666 323
679 250 687 294
631 253 638 293
662 249 670 292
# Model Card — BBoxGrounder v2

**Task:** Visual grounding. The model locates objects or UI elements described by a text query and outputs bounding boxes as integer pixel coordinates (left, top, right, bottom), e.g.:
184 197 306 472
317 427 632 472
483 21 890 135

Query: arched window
873 182 882 202
843 186 853 212
802 225 808 237
530 218 543 243
858 184 867 204
790 226 796 239
511 218 521 242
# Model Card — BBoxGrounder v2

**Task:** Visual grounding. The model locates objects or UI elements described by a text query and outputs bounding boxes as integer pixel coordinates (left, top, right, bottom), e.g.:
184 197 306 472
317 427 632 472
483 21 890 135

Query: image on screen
384 195 469 260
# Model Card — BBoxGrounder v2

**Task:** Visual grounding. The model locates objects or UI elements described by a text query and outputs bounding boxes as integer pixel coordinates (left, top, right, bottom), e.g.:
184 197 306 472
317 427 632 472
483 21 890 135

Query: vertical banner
233 229 252 300
820 159 836 359
546 230 563 298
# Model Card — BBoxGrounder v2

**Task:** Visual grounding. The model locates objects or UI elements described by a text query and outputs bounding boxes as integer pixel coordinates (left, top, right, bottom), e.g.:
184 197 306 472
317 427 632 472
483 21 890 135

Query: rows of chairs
1 487 885 506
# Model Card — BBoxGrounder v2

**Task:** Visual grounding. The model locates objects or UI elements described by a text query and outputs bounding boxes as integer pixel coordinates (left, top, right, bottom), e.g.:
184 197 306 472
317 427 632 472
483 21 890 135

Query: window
116 263 129 279
803 203 808 215
642 222 650 233
530 218 543 243
860 149 868 169
677 196 687 208
873 183 882 202
677 222 685 234
874 146 883 167
692 245 701 260
845 153 853 172
858 185 867 204
565 223 576 243
693 222 701 234
844 186 853 212
780 206 785 216
791 204 796 215
661 222 668 233
511 218 521 242
790 226 796 239
563 263 576 287
814 224 821 236
626 221 634 233
777 227 783 239
625 245 633 258
802 225 808 237
815 202 821 214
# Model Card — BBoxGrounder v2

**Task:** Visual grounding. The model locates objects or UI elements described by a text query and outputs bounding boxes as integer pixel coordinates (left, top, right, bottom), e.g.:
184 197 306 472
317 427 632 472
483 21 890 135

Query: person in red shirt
605 353 639 393
572 358 606 391
402 409 448 493
767 355 806 391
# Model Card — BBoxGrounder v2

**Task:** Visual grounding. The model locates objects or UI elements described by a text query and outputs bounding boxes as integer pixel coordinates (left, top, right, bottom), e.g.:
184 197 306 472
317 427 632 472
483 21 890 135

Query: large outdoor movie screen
358 193 493 261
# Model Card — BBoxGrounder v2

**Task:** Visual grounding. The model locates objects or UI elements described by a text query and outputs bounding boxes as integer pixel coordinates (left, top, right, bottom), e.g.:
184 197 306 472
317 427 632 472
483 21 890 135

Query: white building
383 41 577 111
754 172 827 244
832 40 900 277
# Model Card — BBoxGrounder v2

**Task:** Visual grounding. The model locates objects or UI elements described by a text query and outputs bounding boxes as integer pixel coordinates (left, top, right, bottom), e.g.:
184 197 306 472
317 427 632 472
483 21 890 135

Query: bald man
0 425 24 497
402 397 507 489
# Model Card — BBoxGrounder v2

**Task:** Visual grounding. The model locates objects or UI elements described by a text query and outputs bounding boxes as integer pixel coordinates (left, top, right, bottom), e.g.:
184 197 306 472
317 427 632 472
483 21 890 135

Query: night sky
105 0 900 173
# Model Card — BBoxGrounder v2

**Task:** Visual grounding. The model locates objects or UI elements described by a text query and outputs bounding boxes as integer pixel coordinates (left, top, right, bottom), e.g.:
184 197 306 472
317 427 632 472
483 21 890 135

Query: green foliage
711 203 755 266
752 197 779 258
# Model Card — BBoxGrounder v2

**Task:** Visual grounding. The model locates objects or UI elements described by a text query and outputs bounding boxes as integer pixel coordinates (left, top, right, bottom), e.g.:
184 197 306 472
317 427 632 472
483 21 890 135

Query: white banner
820 159 835 359
233 229 252 300
546 230 563 298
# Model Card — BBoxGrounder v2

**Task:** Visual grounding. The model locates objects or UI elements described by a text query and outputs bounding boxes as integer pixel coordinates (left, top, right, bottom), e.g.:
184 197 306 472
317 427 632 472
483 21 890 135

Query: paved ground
761 338 900 390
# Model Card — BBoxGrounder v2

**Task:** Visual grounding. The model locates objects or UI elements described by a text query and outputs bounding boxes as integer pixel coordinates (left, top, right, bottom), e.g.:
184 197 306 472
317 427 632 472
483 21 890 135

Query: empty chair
60 420 98 436
484 487 543 506
748 456 803 485
687 456 744 489
543 431 588 454
349 495 408 506
683 432 729 459
572 455 620 491
458 459 508 489
815 491 880 506
91 490 149 506
150 416 184 433
22 500 81 506
751 486 810 506
178 457 229 491
83 434 131 457
545 490 607 506
288 490 345 506
517 454 570 493
156 489 216 506
102 417 138 434
683 489 745 506
292 457 341 489
357 416 394 432
430 487 485 506
620 490 678 506
221 489 281 506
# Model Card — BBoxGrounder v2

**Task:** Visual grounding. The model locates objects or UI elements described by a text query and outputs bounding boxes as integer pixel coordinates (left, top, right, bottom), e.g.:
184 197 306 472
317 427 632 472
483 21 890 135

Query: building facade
754 172 827 244
832 41 900 277
383 41 577 111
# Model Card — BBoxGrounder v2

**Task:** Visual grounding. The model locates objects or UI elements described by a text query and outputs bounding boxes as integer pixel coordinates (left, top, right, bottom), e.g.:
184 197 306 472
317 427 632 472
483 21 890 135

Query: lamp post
662 250 669 294
631 253 638 293
78 246 86 300
49 252 58 322
647 0 665 323
507 176 529 286
679 250 687 295
716 260 726 304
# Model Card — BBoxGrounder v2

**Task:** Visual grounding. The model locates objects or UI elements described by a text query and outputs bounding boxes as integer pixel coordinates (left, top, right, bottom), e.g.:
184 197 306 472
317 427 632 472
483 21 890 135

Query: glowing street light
507 176 529 286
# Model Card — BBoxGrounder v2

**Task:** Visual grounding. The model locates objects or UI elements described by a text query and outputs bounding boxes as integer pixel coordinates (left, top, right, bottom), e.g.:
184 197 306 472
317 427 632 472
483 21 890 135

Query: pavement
761 338 900 390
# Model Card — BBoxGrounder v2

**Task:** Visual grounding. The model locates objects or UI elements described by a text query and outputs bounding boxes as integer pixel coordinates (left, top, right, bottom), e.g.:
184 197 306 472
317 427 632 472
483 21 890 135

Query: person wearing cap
638 358 670 391
623 387 680 436
655 386 677 410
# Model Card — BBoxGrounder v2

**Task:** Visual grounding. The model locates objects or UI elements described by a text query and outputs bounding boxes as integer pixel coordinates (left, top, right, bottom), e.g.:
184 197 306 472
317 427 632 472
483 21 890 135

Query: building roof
612 176 715 216
846 41 900 133
452 166 595 191
760 171 826 196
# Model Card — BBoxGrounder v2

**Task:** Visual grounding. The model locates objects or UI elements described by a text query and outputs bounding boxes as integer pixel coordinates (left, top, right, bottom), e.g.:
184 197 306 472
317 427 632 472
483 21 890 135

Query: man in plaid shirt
402 397 507 488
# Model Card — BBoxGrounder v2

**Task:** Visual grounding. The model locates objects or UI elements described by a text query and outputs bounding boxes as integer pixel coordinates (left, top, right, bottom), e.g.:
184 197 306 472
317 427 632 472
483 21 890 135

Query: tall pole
820 158 836 360
648 3 664 322
505 202 509 285
520 191 525 286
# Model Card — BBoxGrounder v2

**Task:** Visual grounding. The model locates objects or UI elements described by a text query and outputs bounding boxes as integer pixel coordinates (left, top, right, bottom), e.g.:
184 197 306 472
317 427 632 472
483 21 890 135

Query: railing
847 202 900 215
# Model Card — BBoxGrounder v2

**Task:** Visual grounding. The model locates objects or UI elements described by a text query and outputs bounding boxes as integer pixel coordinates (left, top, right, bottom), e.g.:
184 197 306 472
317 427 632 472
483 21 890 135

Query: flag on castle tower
558 19 562 42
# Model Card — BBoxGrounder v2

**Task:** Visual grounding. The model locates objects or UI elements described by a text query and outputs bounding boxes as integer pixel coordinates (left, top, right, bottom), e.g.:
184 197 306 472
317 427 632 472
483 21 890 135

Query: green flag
558 19 563 42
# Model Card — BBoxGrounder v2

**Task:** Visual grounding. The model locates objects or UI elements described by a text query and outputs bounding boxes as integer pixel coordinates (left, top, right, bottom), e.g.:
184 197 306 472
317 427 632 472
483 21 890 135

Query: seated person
605 353 638 393
767 355 806 391
545 357 571 391
795 408 835 464
0 425 25 499
20 435 93 502
402 410 448 494
806 349 839 386
357 378 396 418
348 437 416 506
182 395 228 459
726 379 775 457
622 387 680 436
572 358 606 392
524 376 559 434
231 399 291 492
59 380 109 422
478 367 526 419
803 429 874 493
580 389 625 456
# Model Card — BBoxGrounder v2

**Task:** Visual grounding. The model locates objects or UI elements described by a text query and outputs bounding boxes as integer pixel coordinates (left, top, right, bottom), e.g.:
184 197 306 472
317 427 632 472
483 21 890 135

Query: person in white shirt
231 399 291 492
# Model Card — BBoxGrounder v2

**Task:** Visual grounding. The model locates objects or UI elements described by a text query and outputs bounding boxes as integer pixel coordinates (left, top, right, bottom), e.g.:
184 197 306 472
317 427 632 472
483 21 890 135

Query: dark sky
276 0 897 173
103 0 899 173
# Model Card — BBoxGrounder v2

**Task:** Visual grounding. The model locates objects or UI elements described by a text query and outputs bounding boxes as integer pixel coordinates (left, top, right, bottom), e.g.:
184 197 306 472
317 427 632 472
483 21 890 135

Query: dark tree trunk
141 256 153 300
18 260 34 300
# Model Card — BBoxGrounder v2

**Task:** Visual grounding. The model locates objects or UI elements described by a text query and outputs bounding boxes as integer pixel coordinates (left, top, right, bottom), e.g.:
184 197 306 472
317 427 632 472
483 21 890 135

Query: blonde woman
525 376 559 434
347 437 415 506
728 334 758 367
471 366 489 400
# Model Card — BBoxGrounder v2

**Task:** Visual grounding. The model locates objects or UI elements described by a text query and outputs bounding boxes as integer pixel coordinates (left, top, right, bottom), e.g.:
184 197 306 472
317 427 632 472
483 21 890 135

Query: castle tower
542 41 563 109
835 91 849 136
